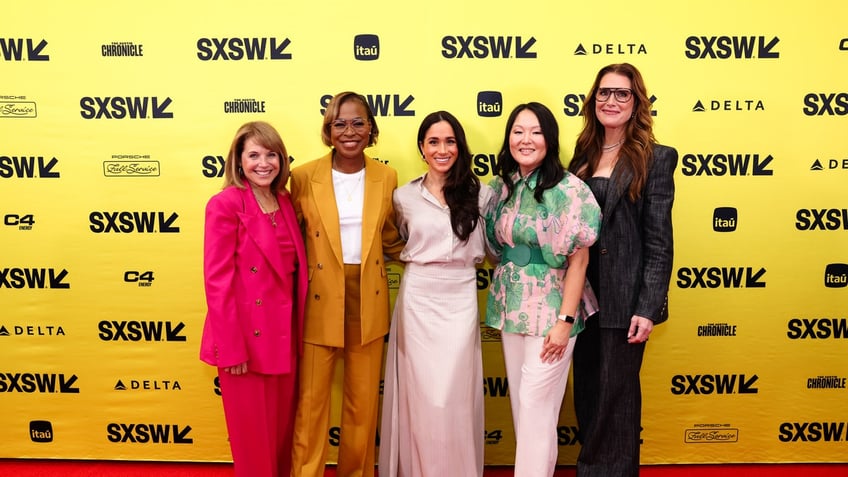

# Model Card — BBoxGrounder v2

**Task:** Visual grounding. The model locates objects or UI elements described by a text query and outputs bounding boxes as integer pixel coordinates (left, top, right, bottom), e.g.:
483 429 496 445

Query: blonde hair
223 121 290 193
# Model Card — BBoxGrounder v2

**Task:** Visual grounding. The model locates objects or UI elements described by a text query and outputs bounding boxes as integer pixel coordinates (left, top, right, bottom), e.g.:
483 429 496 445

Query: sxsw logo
676 266 766 288
787 317 848 339
0 38 49 61
196 37 291 60
80 97 173 119
0 268 70 289
713 207 737 232
106 423 193 444
824 263 848 288
98 320 187 342
670 374 759 394
0 373 80 393
30 421 53 443
795 209 848 231
441 35 537 59
319 94 414 117
802 93 848 116
354 34 379 60
0 156 59 178
89 211 180 233
684 35 779 59
680 153 773 176
477 91 502 117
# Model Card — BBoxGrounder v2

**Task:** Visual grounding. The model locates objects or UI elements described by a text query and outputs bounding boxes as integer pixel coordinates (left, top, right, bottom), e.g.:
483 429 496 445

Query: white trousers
502 332 576 477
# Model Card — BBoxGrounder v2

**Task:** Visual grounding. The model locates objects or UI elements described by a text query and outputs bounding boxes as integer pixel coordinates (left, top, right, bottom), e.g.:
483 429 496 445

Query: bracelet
557 314 575 324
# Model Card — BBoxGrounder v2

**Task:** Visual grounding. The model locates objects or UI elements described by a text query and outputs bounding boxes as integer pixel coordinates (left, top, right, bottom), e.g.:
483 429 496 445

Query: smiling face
420 120 459 179
240 137 280 193
595 72 635 132
330 99 372 163
509 109 547 177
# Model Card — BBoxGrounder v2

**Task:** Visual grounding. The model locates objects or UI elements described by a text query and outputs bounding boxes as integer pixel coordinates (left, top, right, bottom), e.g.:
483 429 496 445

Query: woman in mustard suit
290 92 404 477
200 121 307 477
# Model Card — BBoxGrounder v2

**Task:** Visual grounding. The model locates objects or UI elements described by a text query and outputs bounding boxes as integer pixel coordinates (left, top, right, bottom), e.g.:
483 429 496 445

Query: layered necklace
253 189 279 227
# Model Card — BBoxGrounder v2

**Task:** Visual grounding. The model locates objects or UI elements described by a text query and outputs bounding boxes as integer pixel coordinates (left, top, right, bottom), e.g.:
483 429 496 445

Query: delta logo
573 42 647 56
354 34 379 61
477 91 502 117
684 35 779 59
114 379 182 391
692 99 764 112
196 37 291 61
0 38 49 61
810 158 848 171
713 207 737 232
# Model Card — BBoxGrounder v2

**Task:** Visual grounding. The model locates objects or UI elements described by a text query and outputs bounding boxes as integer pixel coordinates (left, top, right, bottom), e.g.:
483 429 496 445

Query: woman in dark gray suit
568 63 678 477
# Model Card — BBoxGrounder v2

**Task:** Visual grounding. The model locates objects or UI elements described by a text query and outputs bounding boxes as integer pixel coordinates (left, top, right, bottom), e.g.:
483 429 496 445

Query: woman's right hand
223 362 248 375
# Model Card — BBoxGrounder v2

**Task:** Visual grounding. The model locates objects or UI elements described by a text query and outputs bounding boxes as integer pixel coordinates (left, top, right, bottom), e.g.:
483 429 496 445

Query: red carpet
1 460 847 477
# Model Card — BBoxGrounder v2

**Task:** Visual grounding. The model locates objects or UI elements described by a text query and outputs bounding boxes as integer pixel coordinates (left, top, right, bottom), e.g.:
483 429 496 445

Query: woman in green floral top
484 102 601 477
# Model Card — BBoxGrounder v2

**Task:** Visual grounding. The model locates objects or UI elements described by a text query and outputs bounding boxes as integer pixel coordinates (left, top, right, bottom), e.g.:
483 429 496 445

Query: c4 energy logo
0 372 80 393
795 209 848 231
441 35 537 59
787 317 848 339
803 92 848 116
676 266 766 288
319 94 414 117
0 38 49 61
354 34 379 60
477 91 502 117
824 263 848 288
670 374 759 395
98 320 187 342
0 268 70 289
4 213 35 230
680 153 773 176
684 35 779 59
573 42 647 55
107 423 193 444
196 37 291 60
779 422 848 442
89 211 180 233
124 271 155 287
713 207 738 232
0 156 59 178
80 96 173 119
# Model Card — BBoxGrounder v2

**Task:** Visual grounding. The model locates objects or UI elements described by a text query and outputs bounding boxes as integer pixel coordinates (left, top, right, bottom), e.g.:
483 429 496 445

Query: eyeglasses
330 118 369 133
596 88 633 103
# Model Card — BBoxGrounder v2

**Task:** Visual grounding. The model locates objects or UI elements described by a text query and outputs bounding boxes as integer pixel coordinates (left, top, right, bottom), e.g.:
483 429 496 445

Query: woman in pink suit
200 121 307 477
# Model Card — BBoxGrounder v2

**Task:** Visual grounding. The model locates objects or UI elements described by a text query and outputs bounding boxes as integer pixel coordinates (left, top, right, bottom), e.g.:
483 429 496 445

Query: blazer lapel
239 186 286 282
603 165 634 227
311 155 345 267
359 155 381 263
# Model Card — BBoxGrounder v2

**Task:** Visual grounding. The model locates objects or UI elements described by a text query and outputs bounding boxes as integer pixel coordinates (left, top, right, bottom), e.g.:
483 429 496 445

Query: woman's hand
223 362 248 375
627 315 653 344
541 320 572 364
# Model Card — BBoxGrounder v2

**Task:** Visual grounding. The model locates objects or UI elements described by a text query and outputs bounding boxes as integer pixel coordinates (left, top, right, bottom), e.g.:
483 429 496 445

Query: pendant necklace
253 190 278 227
336 169 364 202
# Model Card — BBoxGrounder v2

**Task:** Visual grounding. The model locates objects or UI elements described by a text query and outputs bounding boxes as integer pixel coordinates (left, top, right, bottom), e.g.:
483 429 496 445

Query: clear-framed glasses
596 87 633 103
330 117 369 133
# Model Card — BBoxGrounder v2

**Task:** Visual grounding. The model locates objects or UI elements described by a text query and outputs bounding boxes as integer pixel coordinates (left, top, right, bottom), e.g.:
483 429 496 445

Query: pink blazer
200 185 307 375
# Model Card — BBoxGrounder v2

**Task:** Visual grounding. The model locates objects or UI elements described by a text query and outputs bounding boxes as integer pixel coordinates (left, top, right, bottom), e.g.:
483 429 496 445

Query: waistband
501 244 546 267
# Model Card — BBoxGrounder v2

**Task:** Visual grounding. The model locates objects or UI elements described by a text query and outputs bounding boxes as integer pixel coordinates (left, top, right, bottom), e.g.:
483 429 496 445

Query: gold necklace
335 169 364 202
602 139 623 151
253 189 278 227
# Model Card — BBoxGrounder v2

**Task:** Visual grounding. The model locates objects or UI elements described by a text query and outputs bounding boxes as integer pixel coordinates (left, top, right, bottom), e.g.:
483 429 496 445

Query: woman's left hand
540 320 572 364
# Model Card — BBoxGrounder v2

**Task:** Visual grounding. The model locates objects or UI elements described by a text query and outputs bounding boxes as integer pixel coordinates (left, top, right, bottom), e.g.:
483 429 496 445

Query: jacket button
315 231 320 237
255 299 262 305
314 294 320 300
375 290 380 295
250 267 258 273
317 263 323 270
599 248 608 255
253 329 261 337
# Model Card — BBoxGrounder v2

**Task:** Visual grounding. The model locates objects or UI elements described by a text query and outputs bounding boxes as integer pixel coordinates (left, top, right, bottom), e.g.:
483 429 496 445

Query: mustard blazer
290 152 404 347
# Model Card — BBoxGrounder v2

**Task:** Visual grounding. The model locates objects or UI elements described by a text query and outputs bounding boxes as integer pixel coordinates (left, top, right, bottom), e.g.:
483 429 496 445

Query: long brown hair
569 63 655 201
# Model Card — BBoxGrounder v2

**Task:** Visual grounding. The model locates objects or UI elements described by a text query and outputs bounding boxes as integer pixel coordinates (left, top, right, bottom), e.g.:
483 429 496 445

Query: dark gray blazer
593 144 678 329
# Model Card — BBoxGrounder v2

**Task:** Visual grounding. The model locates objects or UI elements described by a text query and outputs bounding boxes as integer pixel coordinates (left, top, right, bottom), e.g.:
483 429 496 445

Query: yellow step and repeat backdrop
2 0 846 465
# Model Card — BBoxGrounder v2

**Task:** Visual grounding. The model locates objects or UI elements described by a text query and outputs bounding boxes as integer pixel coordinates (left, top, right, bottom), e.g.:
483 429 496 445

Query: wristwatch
557 314 575 324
